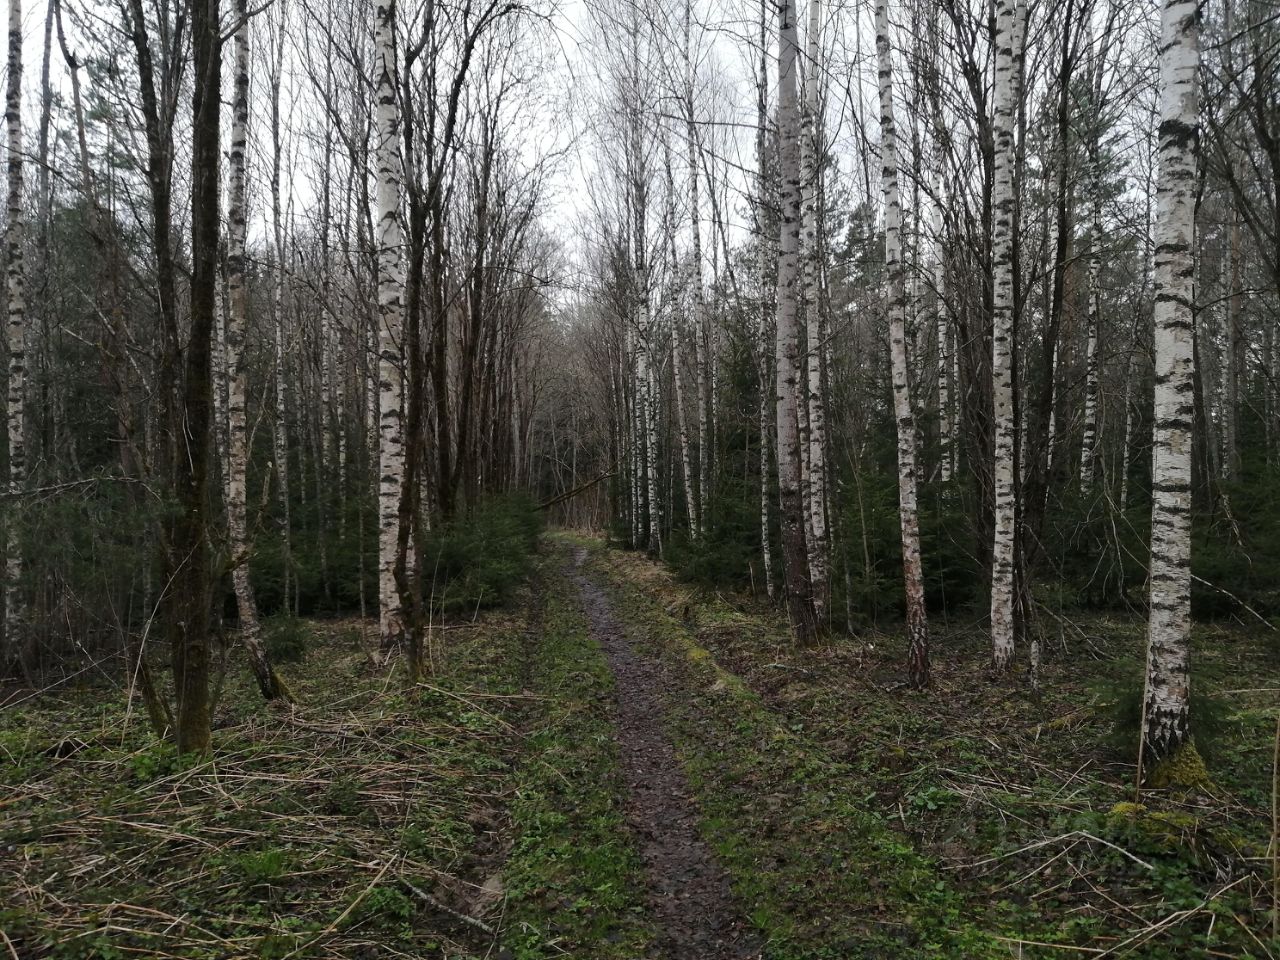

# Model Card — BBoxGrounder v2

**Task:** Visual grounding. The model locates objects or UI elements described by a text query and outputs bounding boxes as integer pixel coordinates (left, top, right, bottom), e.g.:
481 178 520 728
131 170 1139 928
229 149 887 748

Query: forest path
567 546 761 960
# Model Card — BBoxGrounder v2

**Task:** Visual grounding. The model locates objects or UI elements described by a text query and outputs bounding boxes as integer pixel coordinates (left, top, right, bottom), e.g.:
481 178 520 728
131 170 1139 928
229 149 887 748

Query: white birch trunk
801 0 829 621
684 0 709 538
269 47 292 614
215 269 230 505
1223 213 1241 481
1080 24 1105 492
932 186 951 484
1119 342 1135 509
374 0 407 650
664 132 699 536
754 0 775 598
1144 0 1200 775
775 0 817 642
989 0 1020 670
1080 221 1101 490
877 0 929 687
227 1 288 700
4 0 24 668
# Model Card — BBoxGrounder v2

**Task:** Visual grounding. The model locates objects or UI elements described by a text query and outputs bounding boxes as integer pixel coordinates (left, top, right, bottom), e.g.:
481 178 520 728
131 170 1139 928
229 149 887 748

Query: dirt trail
569 548 759 960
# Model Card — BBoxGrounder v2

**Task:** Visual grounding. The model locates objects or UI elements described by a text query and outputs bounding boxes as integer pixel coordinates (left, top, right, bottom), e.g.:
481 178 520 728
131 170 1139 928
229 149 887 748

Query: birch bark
989 0 1020 670
1144 0 1201 779
933 185 951 484
877 0 929 687
5 0 24 670
756 0 775 598
684 0 709 537
664 132 698 535
775 0 817 642
1080 23 1106 492
801 0 829 621
226 0 290 701
374 0 407 651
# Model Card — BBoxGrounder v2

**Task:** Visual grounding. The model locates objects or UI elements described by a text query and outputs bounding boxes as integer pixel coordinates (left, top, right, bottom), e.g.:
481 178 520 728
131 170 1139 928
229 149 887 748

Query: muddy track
569 548 760 960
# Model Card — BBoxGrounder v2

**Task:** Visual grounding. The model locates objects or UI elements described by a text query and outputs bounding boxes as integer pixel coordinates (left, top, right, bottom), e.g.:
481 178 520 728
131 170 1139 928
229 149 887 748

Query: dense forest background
1 0 1274 763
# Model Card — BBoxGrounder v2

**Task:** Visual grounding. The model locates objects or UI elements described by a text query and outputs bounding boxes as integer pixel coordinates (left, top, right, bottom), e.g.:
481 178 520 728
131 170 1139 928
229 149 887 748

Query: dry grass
1 616 532 959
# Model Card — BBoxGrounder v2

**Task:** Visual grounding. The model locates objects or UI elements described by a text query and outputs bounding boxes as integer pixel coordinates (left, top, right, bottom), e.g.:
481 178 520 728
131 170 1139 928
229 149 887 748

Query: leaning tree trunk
989 0 1020 672
775 0 818 644
4 0 25 674
877 0 929 688
374 0 407 653
225 0 290 702
1143 0 1202 784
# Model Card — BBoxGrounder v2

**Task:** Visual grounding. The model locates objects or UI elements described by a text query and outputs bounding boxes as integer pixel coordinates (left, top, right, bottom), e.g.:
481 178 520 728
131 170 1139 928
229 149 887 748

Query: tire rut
568 547 760 960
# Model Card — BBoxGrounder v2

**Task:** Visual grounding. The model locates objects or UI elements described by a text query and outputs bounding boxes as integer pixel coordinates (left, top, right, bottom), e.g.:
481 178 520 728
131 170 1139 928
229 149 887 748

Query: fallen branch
397 876 496 936
538 472 614 510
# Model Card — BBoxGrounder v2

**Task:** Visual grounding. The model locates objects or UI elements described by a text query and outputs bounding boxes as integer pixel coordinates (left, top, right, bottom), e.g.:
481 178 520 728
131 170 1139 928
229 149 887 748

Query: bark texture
877 0 929 688
374 0 407 652
989 0 1020 671
5 0 25 671
775 0 817 643
801 0 829 622
226 0 290 702
1144 0 1200 773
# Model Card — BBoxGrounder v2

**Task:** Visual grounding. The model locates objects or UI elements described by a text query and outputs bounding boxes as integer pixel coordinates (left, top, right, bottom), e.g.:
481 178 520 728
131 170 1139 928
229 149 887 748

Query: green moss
1147 740 1213 791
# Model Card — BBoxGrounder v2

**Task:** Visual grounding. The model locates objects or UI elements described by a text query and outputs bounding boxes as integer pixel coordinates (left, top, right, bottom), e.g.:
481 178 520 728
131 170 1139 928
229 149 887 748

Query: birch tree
877 0 928 688
801 0 829 621
683 0 708 538
1143 0 1202 783
225 0 291 702
775 0 817 643
4 0 24 671
988 0 1020 671
374 0 407 653
756 0 775 599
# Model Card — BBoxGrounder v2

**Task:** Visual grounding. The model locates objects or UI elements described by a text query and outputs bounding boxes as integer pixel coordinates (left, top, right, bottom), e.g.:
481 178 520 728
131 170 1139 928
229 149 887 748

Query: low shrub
420 494 543 614
262 614 311 663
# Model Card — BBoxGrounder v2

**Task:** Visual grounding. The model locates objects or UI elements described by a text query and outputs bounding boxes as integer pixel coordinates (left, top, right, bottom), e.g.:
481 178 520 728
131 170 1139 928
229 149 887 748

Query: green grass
501 570 653 958
8 532 1276 959
579 537 1279 959
579 542 998 958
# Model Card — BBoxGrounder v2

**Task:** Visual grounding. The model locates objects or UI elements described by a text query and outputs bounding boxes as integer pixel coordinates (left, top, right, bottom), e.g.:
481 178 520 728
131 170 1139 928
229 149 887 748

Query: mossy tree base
1145 739 1213 791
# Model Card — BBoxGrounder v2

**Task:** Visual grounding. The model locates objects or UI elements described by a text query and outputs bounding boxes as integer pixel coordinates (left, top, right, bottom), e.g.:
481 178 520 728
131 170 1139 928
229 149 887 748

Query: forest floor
2 532 1279 958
